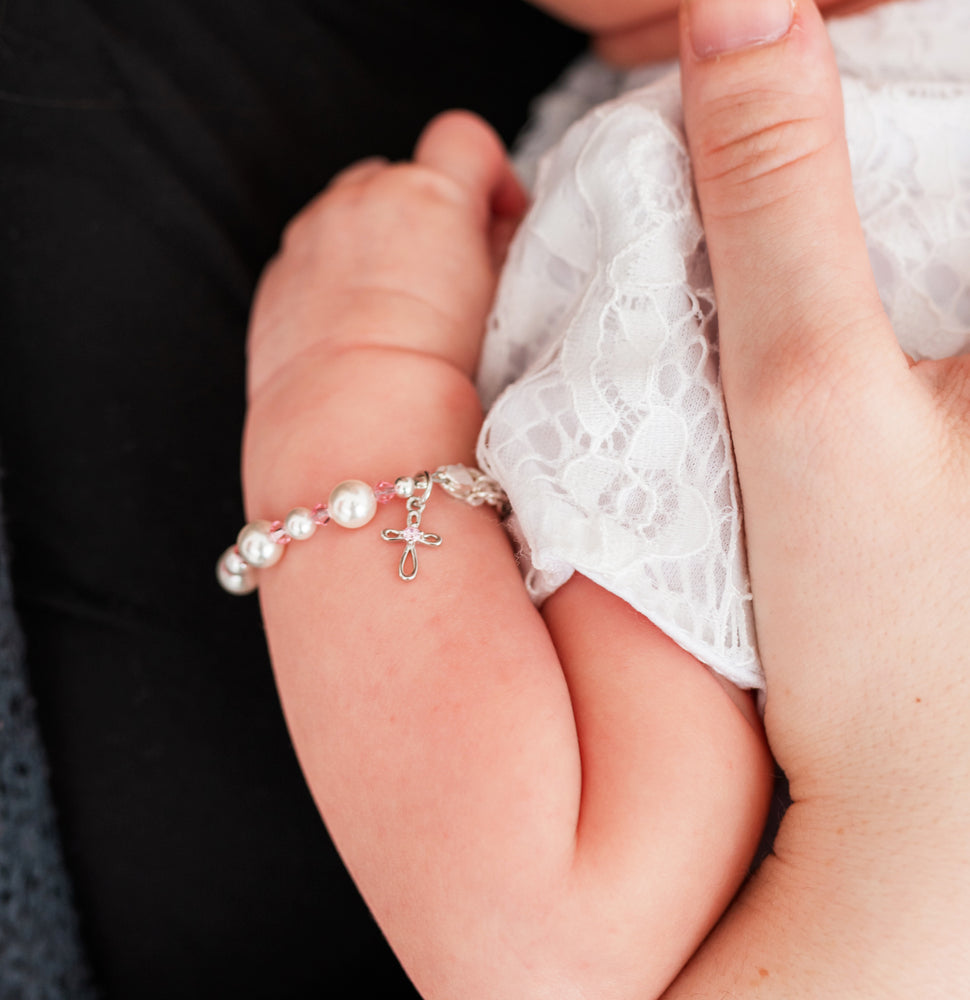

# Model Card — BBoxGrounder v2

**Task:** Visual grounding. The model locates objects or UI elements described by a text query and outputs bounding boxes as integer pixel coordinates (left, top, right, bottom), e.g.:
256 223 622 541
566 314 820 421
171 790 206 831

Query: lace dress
476 0 970 691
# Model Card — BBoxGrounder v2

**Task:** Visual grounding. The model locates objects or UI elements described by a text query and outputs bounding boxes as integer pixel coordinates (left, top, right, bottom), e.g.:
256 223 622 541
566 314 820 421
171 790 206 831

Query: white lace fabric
476 0 970 691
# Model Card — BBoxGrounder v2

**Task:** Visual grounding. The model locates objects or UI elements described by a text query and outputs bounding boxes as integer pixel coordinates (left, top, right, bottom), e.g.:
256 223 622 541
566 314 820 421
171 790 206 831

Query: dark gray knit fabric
0 495 96 999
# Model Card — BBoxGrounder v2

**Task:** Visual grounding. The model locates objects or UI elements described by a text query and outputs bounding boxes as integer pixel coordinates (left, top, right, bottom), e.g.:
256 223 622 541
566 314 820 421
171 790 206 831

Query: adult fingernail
686 0 795 59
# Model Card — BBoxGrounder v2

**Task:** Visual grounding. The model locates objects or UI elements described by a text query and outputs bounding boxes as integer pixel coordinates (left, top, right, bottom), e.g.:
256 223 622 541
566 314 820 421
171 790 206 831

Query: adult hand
663 0 970 994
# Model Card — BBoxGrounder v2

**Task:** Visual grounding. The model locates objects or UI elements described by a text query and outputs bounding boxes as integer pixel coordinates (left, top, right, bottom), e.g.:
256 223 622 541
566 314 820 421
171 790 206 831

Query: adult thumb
679 0 900 427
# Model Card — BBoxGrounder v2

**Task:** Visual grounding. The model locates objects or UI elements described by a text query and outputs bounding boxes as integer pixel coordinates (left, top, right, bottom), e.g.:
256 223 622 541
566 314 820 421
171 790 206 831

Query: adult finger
679 0 902 426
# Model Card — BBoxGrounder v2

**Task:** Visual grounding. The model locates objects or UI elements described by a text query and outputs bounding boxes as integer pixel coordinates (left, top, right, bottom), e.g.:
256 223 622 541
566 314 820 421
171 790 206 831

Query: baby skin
242 112 772 999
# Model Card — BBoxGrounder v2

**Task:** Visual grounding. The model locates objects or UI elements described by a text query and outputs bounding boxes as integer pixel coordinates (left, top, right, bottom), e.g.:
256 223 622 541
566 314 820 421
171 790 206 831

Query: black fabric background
0 1 584 995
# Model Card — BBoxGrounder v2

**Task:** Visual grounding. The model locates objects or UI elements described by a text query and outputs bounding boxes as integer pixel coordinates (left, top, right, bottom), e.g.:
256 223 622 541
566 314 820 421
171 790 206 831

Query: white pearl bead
328 479 377 529
236 519 284 568
216 546 257 594
222 547 250 575
284 506 317 541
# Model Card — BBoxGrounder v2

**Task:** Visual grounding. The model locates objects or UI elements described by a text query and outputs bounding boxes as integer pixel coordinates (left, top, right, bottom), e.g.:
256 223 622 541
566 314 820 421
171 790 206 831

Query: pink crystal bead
312 503 330 525
269 520 292 545
374 481 397 504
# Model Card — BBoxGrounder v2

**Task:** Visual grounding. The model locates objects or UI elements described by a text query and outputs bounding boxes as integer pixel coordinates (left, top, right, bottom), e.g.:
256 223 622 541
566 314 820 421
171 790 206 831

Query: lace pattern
477 0 970 690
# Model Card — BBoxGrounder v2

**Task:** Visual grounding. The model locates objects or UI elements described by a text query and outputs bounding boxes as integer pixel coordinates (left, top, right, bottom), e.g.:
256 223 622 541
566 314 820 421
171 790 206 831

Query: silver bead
436 464 476 492
284 506 317 541
237 519 284 568
328 479 378 529
216 546 257 595
394 476 415 498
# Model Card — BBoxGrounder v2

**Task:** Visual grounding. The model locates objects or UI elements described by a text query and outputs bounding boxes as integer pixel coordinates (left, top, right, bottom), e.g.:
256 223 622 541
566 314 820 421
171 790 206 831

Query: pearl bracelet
217 464 508 594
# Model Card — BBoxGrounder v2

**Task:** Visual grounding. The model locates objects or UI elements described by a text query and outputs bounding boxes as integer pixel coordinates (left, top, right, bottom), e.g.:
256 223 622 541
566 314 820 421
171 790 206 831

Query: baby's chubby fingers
324 155 389 191
247 112 520 401
414 111 529 226
414 111 530 270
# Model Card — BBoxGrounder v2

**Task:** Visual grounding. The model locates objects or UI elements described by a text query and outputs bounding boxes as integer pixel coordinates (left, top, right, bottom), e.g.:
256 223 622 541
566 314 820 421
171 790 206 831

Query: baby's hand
241 102 772 1000
247 111 527 404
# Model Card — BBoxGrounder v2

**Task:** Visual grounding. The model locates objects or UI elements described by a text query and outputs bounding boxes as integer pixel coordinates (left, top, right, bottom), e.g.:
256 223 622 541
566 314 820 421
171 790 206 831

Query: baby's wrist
247 285 486 405
242 348 484 520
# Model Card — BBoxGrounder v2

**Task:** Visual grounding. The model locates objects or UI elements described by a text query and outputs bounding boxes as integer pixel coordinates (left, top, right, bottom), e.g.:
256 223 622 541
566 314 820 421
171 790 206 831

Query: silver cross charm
381 514 442 581
380 473 442 580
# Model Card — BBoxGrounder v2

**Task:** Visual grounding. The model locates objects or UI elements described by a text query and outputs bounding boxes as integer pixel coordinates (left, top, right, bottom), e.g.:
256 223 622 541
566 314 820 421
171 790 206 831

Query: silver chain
431 464 510 516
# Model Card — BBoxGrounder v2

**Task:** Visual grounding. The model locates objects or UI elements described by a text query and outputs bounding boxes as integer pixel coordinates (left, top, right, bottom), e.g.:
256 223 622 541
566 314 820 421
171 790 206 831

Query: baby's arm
241 111 772 1000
